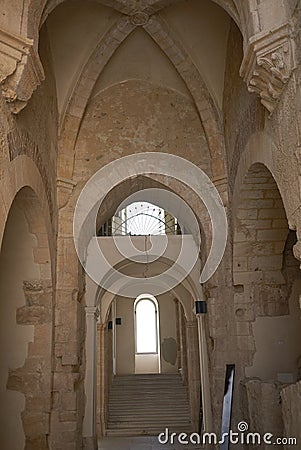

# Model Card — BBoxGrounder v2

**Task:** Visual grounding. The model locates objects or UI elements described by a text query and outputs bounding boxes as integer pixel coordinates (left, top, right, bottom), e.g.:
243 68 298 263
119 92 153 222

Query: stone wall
73 80 211 182
223 21 265 192
8 280 53 450
281 381 301 448
241 379 284 450
15 25 58 226
0 189 53 449
0 1 301 448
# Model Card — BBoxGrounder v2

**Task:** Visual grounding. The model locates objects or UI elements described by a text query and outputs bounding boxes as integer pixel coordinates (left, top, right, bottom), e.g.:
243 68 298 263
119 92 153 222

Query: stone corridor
0 0 301 449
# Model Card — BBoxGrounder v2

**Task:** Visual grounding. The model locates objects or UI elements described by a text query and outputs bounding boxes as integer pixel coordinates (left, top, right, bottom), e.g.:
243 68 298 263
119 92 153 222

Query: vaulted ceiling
45 0 232 118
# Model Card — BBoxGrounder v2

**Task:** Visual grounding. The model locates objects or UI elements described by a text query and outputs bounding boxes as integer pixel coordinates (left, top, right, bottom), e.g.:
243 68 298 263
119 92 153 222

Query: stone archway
75 154 224 446
84 274 202 442
233 162 301 442
0 154 54 450
83 251 205 446
0 186 53 450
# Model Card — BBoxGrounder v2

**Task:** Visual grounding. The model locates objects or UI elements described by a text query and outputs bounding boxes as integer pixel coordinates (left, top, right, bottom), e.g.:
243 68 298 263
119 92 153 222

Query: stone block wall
281 381 301 448
0 1 301 448
241 379 284 450
7 280 53 450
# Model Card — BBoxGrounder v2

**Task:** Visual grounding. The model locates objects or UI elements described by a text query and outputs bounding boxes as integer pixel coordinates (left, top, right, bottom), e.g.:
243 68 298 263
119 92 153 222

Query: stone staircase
106 373 192 436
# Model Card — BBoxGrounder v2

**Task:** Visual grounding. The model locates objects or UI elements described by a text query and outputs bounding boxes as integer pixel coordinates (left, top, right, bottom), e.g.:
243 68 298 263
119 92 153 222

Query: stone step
109 401 190 405
112 376 183 383
108 419 191 426
109 415 190 420
110 383 186 389
109 404 189 410
111 384 186 390
106 373 192 436
108 405 190 411
109 412 190 418
105 427 192 437
112 374 182 378
109 394 188 401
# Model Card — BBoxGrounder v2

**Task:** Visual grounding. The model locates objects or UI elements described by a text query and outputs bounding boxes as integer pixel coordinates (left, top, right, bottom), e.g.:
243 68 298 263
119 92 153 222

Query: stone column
175 300 181 371
83 306 99 450
185 320 200 431
96 323 101 436
179 302 188 384
196 313 213 432
98 322 107 436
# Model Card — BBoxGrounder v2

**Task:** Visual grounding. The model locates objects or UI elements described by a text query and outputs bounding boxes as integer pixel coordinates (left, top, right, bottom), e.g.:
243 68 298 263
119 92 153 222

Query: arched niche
233 162 301 438
0 186 53 450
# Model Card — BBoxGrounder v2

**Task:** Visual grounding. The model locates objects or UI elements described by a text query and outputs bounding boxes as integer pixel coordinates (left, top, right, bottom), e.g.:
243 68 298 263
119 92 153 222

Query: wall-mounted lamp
195 300 207 314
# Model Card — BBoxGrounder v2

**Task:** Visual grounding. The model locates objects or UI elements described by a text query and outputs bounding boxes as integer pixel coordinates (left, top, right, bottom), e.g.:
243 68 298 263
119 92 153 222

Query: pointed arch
58 15 135 179
58 14 227 180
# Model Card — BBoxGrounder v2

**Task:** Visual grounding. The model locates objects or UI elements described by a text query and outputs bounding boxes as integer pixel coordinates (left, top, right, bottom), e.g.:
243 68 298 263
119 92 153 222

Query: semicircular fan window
100 202 181 236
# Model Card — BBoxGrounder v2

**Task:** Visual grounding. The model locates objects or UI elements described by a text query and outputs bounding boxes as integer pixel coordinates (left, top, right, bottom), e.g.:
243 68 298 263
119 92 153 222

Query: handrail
220 364 235 450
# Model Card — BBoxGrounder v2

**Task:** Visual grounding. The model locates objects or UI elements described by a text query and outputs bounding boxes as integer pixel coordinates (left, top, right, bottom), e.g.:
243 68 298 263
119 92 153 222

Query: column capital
85 306 100 320
240 23 296 114
0 27 44 113
186 320 198 329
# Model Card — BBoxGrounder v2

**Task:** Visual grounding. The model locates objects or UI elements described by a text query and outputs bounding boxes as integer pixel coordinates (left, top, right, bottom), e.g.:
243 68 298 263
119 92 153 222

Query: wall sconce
195 300 207 314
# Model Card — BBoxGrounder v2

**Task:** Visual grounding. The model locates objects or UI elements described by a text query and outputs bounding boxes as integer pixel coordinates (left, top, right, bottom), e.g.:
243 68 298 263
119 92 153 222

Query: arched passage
0 187 53 449
79 165 216 444
61 151 218 447
233 162 301 438
94 288 201 437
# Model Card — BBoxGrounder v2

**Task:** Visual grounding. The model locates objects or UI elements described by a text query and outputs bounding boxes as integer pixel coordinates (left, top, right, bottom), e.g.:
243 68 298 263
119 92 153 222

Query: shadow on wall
0 188 53 450
162 337 177 366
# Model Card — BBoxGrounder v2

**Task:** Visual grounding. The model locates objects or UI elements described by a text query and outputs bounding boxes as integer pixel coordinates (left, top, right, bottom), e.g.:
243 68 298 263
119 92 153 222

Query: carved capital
23 279 52 292
57 177 77 190
57 177 77 209
85 306 100 321
240 24 296 114
0 27 44 113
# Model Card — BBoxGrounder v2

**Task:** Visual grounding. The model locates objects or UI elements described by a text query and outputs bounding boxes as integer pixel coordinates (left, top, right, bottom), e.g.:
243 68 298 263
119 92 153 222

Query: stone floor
98 436 204 449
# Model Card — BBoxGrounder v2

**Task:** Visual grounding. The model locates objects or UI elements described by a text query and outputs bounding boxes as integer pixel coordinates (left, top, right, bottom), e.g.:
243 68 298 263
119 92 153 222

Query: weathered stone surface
281 381 301 448
22 411 50 437
241 379 284 447
0 1 300 448
16 305 51 325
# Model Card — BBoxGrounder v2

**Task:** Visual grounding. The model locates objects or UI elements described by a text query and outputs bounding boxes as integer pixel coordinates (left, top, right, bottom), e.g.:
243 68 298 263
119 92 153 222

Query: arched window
99 201 181 236
135 296 159 354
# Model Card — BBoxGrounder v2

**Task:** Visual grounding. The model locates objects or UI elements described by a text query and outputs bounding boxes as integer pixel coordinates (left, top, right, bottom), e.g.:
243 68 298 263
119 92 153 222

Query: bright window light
122 202 165 235
110 201 180 236
135 298 157 353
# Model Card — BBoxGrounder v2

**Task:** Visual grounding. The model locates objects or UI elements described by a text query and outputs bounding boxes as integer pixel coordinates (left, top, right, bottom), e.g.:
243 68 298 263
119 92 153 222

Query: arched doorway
233 163 301 438
82 186 210 443
96 288 200 437
0 187 53 449
75 149 227 445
